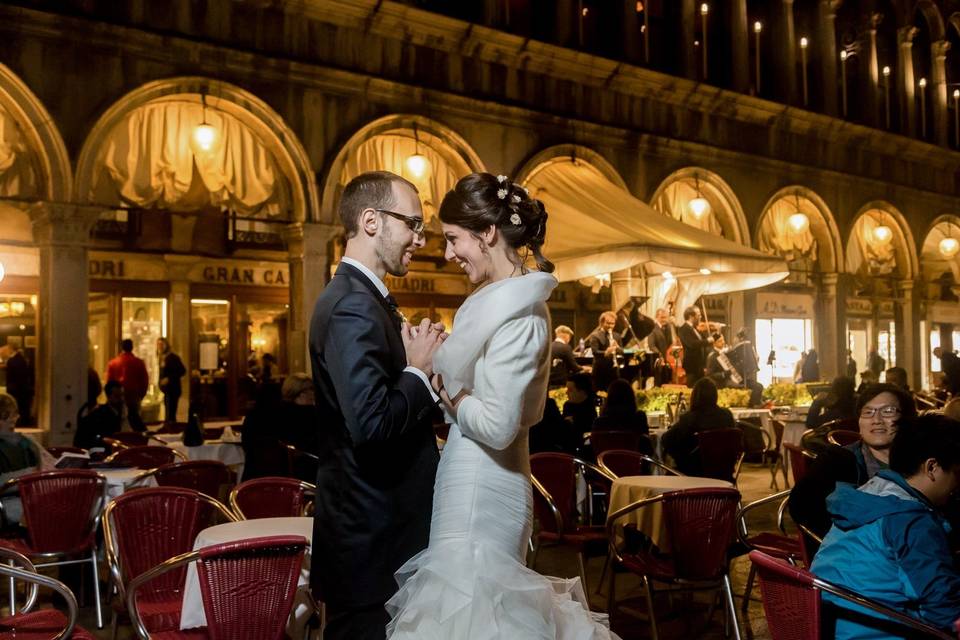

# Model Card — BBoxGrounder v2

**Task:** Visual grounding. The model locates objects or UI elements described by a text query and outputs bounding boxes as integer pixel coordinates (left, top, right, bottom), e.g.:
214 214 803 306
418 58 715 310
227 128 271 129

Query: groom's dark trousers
309 262 439 640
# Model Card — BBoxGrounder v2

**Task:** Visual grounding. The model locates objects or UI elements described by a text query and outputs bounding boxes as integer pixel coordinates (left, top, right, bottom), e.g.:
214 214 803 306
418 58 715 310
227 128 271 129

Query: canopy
525 159 789 310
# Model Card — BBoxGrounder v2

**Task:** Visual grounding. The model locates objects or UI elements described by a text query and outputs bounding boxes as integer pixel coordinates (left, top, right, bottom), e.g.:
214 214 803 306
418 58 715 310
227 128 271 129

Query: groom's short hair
339 171 419 239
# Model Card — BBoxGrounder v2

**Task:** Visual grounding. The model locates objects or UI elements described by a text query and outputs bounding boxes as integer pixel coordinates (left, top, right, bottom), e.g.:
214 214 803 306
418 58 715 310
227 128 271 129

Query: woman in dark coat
592 379 648 434
660 378 735 475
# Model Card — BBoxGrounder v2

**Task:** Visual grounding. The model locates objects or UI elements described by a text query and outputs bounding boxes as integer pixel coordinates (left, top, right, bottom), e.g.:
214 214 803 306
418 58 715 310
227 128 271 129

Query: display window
755 317 814 386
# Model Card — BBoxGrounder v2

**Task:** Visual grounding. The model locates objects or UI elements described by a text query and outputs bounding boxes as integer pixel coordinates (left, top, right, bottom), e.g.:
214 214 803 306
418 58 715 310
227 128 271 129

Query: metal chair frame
133 460 233 501
695 427 746 484
749 551 953 640
606 488 743 640
104 445 187 468
736 489 802 613
0 547 81 640
228 477 316 520
826 429 862 447
596 449 684 479
0 470 107 628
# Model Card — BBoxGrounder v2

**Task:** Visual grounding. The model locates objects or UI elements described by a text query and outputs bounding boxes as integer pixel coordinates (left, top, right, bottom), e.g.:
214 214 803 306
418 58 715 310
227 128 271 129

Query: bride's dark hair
438 173 554 273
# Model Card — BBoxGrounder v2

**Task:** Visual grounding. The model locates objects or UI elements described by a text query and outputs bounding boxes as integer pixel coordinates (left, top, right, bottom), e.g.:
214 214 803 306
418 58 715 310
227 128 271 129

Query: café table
180 516 314 635
162 440 246 479
97 468 158 500
607 475 734 552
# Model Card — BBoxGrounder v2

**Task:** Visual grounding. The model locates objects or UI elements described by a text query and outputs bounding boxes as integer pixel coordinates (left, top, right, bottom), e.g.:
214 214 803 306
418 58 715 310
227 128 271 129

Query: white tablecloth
608 475 733 551
98 468 158 500
167 441 245 479
180 517 313 634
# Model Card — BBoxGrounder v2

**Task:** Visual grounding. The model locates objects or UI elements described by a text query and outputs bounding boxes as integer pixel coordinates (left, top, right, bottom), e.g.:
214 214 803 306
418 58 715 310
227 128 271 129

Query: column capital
897 25 918 47
932 39 950 61
29 203 99 246
897 279 915 296
285 222 339 260
820 0 841 13
820 272 840 287
865 12 883 31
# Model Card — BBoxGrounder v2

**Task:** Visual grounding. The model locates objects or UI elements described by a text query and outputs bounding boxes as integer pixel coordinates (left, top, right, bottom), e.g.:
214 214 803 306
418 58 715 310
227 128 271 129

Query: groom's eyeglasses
375 209 425 236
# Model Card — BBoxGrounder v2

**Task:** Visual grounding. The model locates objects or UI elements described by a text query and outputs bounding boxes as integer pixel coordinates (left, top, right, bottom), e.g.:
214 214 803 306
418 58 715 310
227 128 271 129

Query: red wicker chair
784 443 816 485
0 469 106 628
0 547 96 639
102 432 151 450
103 487 237 638
826 429 862 447
607 487 743 640
589 430 649 457
749 550 953 640
529 452 613 592
135 460 233 500
696 428 746 484
105 446 186 469
229 477 316 520
736 489 804 613
596 449 682 479
127 535 308 640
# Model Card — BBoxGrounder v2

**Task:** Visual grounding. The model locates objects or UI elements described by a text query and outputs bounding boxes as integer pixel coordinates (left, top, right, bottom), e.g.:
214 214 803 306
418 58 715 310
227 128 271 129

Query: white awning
525 159 789 303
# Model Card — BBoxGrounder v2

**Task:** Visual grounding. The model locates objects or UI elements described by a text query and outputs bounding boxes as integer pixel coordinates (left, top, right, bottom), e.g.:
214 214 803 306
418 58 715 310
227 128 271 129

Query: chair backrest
784 443 815 484
590 430 643 456
196 535 306 640
737 420 769 457
105 445 183 469
147 460 233 499
45 446 87 459
695 428 745 483
15 470 105 555
0 553 80 639
749 550 821 640
104 487 236 605
770 419 786 450
661 487 741 580
229 477 315 519
597 449 650 478
104 432 150 449
529 453 577 535
826 429 861 447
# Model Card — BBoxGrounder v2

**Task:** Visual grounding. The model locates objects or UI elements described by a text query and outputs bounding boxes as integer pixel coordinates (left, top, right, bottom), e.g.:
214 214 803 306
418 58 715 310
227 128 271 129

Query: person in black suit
586 311 624 393
678 305 712 388
309 171 445 640
548 325 581 388
74 380 125 450
648 308 678 385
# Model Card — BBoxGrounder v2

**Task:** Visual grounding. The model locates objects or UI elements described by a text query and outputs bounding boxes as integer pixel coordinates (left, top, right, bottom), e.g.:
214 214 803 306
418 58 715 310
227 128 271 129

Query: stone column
863 13 883 128
679 0 697 80
555 0 575 48
772 0 798 105
898 279 918 389
818 1 840 116
897 26 918 137
932 40 951 147
730 0 749 93
165 255 199 421
819 273 841 379
30 204 98 446
286 222 339 375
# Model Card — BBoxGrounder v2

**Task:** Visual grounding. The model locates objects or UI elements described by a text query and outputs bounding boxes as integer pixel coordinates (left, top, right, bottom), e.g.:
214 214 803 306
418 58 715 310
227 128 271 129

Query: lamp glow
689 196 710 219
955 89 960 99
788 212 810 233
700 3 708 14
800 37 808 49
192 123 216 152
840 50 847 61
919 77 927 88
0 262 6 284
405 153 430 179
939 237 960 259
699 268 712 275
663 271 675 280
882 66 891 77
873 225 892 243
753 21 762 33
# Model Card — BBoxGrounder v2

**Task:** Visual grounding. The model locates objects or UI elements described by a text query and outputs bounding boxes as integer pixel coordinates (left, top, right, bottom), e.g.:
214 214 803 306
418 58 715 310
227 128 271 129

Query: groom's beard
377 224 412 277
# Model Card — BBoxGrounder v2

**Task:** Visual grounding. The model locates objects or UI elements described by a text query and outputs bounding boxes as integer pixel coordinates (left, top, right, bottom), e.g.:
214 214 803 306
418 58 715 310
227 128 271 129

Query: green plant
548 387 568 413
636 386 690 412
762 382 813 407
717 388 752 408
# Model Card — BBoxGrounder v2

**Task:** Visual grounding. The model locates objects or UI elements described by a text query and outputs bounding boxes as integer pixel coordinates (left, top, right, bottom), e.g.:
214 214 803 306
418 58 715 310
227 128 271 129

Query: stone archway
755 186 844 274
649 167 750 245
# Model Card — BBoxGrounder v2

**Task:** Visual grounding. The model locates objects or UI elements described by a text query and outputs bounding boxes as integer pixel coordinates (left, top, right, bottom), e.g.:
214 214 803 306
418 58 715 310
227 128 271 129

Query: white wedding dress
385 272 620 640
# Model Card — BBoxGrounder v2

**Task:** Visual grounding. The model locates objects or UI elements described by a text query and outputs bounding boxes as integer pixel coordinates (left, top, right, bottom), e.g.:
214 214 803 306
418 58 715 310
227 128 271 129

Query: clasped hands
402 318 447 377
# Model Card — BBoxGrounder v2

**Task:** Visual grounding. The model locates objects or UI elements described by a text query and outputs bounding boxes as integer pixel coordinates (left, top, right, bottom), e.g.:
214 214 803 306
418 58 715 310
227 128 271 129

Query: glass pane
122 297 167 423
848 323 868 384
0 294 38 425
930 328 941 373
755 318 772 386
88 293 112 404
238 302 288 383
878 321 896 368
757 318 808 385
191 299 230 419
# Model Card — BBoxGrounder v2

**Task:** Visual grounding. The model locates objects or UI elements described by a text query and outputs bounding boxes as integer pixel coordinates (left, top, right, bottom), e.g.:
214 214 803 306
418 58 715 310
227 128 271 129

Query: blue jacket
811 470 960 639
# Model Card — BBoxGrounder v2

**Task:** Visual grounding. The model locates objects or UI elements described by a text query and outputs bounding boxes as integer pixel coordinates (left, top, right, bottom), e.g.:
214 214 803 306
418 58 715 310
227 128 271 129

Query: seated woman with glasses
789 383 916 542
0 393 55 525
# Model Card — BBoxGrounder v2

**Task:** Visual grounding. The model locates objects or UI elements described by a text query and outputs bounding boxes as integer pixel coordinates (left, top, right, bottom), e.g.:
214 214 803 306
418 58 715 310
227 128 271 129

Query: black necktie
385 294 403 330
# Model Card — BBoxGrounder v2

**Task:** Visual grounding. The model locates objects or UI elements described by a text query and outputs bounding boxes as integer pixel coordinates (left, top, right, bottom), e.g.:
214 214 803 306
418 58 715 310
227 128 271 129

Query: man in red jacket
106 339 149 431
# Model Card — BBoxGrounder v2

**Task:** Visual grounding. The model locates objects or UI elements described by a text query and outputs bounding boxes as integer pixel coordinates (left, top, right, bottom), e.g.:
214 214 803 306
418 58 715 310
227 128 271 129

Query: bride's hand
431 373 444 395
439 387 468 415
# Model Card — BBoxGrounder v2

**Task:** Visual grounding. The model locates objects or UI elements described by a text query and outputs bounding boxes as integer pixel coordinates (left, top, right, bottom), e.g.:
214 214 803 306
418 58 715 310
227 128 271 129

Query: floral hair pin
496 175 508 184
497 188 508 199
510 213 522 225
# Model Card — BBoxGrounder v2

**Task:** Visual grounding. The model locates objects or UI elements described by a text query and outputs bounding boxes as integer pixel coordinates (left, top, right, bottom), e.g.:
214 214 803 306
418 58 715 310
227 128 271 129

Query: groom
309 171 444 639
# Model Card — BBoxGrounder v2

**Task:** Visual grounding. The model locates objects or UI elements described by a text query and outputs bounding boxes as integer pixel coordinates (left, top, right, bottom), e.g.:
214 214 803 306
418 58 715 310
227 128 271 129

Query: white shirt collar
341 256 389 298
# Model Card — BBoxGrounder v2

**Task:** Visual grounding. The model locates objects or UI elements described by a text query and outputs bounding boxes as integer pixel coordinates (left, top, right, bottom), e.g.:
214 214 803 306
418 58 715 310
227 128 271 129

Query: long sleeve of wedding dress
385 273 621 640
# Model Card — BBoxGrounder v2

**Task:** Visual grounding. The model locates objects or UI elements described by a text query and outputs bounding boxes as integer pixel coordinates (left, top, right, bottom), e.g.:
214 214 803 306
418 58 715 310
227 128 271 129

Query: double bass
662 302 685 385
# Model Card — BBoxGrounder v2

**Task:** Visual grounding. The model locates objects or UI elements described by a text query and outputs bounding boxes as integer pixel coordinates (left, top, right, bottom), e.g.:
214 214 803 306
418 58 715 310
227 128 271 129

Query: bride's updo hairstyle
438 173 554 273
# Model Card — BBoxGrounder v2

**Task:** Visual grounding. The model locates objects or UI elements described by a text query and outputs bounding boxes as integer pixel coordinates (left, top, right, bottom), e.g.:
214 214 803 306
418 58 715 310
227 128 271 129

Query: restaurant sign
384 272 470 296
756 292 814 319
88 253 290 288
845 298 895 317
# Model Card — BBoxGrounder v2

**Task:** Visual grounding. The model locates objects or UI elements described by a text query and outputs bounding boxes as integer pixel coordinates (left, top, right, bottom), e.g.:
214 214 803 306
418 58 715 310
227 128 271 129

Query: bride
385 173 619 639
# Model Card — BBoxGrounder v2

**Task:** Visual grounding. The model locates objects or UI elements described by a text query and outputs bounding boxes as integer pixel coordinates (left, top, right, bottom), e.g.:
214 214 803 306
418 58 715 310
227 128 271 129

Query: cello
663 301 686 385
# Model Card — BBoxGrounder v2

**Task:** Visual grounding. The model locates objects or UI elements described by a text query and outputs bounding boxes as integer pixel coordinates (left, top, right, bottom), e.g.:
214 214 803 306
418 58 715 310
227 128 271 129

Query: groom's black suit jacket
309 262 439 610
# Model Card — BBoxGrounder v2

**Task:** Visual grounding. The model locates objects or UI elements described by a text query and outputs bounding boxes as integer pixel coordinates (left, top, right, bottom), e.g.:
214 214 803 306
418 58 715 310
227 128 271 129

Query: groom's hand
403 318 443 376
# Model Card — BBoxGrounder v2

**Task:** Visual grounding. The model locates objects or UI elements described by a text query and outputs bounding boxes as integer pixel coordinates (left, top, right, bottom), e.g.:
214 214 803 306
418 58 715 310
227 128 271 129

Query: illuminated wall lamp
191 94 217 153
939 237 960 259
688 175 710 220
405 123 431 180
872 224 892 244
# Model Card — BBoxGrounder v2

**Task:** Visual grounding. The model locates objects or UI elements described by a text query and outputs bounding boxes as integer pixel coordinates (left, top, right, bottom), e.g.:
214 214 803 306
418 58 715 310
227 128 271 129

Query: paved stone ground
59 463 783 639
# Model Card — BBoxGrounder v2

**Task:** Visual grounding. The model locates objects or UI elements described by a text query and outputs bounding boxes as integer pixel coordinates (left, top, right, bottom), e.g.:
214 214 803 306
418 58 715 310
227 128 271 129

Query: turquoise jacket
811 470 960 639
